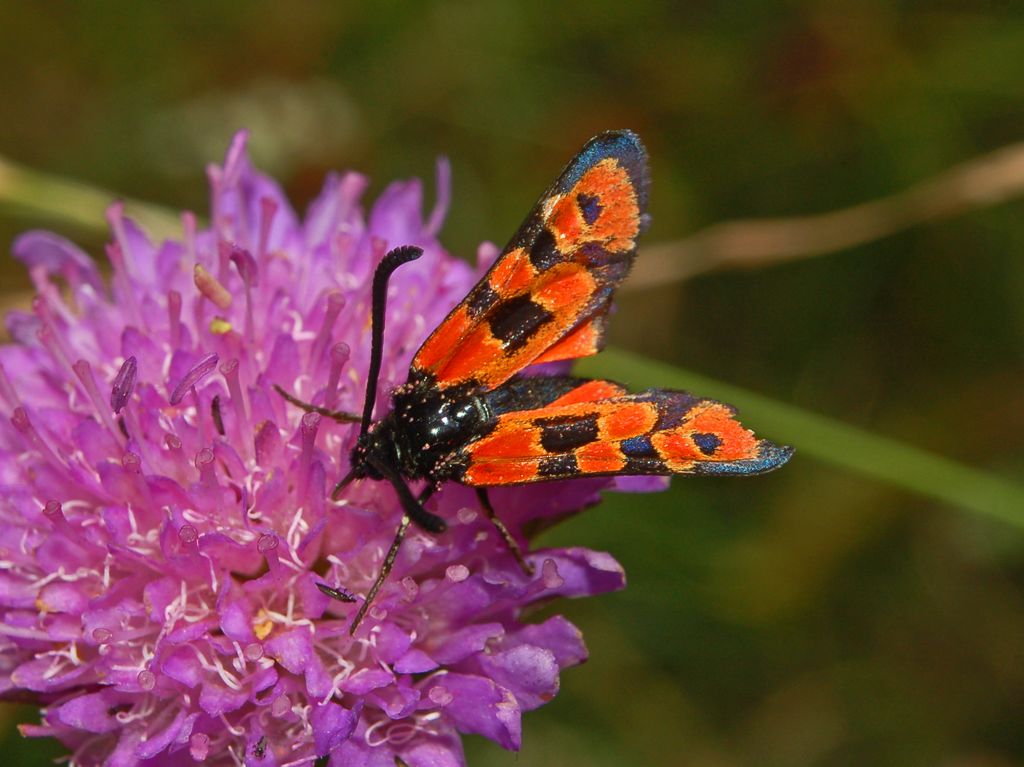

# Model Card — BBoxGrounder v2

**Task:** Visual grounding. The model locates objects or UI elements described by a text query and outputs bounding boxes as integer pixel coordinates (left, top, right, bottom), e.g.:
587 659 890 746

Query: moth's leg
272 383 360 423
331 470 356 500
348 514 411 635
346 463 448 633
476 487 534 575
321 485 438 615
390 475 446 533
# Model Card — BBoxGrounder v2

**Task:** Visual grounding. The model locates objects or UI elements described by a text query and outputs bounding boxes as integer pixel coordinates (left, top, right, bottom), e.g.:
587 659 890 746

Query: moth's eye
576 192 602 225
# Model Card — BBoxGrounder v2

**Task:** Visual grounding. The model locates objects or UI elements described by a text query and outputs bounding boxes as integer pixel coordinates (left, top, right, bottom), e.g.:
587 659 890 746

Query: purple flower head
0 132 635 766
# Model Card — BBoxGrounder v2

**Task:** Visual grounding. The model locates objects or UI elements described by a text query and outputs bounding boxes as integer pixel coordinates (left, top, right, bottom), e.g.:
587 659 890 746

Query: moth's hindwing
440 378 793 486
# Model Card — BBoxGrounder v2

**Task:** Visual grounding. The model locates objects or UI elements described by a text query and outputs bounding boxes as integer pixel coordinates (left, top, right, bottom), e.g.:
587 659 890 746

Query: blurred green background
2 3 1024 765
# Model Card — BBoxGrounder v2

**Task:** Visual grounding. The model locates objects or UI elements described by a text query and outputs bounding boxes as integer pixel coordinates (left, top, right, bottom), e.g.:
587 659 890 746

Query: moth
278 130 792 632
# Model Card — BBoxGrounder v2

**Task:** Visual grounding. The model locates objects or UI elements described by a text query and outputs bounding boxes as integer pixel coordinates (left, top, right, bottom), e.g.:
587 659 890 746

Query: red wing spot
436 326 504 386
488 248 536 296
465 460 538 486
575 441 625 473
532 267 595 313
414 305 472 374
469 427 542 460
600 402 658 440
531 316 604 365
547 194 583 253
548 379 626 407
651 430 700 466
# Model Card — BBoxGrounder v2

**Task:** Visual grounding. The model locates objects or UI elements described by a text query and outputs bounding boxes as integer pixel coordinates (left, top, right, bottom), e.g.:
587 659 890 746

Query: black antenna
360 246 423 435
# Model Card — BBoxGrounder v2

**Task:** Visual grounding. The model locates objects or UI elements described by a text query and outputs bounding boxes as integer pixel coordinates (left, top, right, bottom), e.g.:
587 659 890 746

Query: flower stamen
73 360 124 446
167 290 184 350
169 352 219 406
194 264 233 311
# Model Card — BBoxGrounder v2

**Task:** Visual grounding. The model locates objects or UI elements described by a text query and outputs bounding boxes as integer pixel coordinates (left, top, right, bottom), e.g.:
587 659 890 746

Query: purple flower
0 132 632 766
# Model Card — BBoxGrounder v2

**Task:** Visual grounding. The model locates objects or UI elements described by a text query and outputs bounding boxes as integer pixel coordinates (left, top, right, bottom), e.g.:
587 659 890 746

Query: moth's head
348 418 396 481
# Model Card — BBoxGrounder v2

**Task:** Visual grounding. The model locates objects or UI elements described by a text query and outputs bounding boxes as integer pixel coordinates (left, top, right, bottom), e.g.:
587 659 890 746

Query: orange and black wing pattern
443 378 793 486
411 131 649 391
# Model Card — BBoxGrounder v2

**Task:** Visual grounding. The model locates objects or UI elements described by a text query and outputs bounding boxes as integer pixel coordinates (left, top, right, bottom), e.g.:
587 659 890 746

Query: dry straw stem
627 140 1024 290
4 141 1024 290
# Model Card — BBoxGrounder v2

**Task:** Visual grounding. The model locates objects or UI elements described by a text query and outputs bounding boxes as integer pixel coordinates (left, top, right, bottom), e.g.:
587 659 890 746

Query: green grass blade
578 347 1024 529
0 154 181 240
